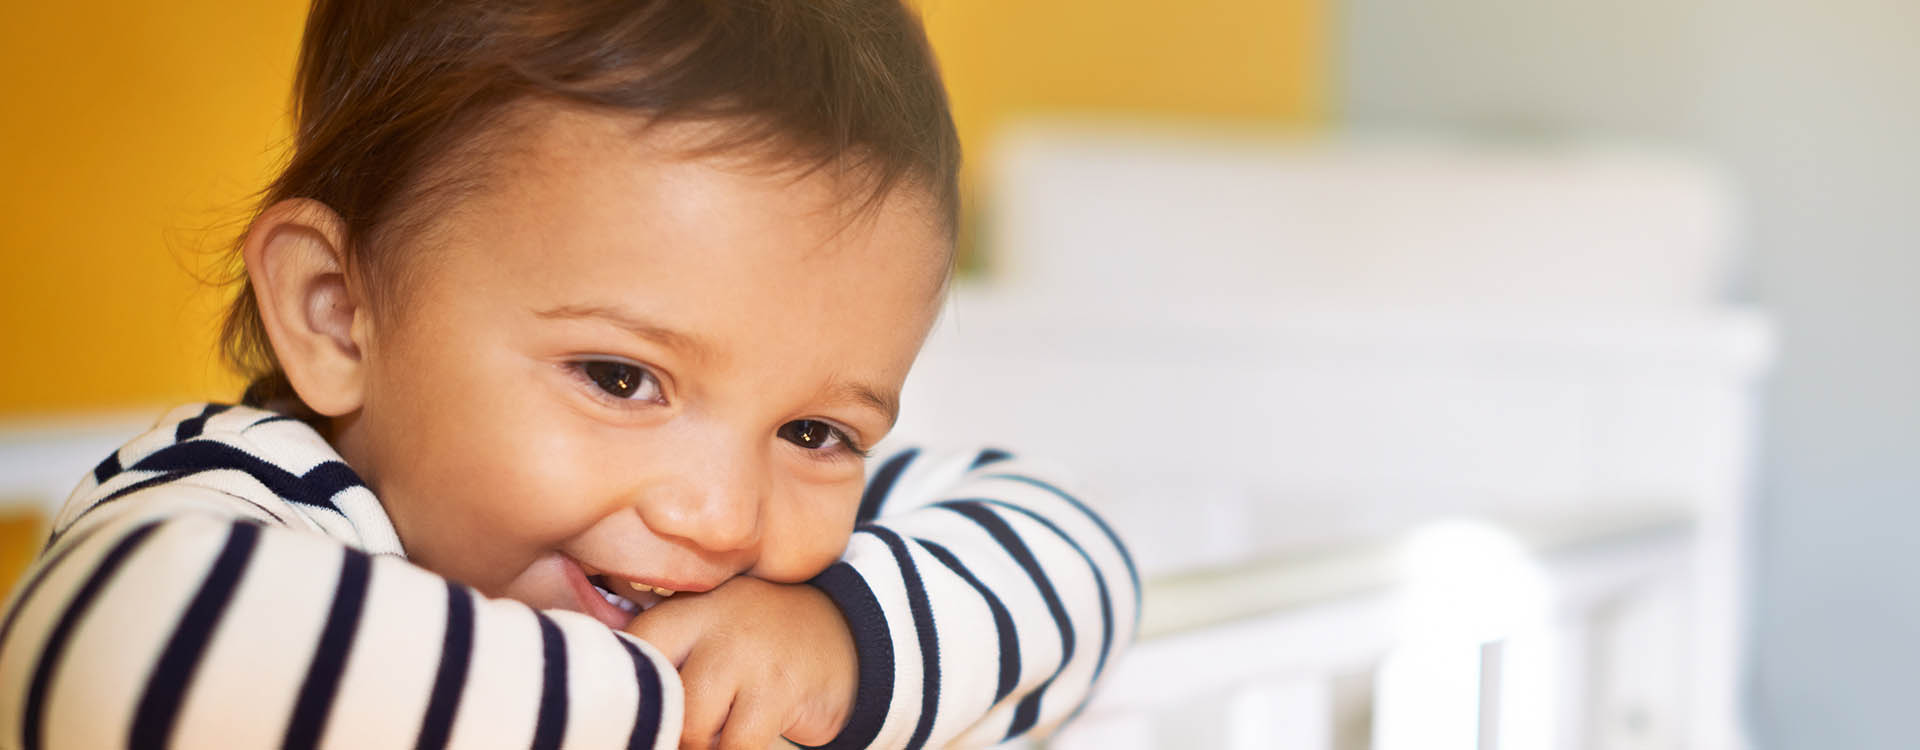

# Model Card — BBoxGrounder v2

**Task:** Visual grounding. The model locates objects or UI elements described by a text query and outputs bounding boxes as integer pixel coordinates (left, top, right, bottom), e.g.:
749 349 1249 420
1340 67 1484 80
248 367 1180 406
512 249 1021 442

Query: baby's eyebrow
829 380 901 430
533 303 717 362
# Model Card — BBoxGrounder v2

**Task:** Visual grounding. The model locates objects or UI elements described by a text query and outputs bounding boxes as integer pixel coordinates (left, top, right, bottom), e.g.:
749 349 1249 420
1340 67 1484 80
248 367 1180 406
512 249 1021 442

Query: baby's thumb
621 602 701 667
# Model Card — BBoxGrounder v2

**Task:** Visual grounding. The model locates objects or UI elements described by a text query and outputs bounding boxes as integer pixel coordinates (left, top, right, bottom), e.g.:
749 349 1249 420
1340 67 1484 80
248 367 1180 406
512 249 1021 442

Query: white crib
891 125 1768 750
0 128 1768 750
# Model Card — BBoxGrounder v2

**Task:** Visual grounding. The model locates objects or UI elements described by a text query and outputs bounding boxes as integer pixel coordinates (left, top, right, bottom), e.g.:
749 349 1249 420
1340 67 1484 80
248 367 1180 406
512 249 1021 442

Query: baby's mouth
586 573 670 618
558 554 674 628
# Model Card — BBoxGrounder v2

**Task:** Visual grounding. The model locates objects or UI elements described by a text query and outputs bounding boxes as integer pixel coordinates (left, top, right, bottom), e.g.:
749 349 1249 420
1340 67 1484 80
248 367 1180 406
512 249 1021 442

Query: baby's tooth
599 588 637 614
624 581 675 597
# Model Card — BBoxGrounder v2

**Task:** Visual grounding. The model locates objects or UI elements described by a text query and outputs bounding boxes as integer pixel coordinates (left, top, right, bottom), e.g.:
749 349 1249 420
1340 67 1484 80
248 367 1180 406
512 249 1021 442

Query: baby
0 1 1137 749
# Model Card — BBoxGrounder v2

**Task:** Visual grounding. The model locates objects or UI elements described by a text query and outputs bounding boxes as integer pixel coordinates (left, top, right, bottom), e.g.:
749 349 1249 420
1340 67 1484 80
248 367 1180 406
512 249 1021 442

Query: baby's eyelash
780 419 871 460
566 359 665 406
839 429 873 459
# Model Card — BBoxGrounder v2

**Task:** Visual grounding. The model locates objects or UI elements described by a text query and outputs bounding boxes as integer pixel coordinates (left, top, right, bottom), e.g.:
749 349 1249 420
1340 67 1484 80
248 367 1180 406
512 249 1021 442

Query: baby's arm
809 446 1141 749
0 488 683 749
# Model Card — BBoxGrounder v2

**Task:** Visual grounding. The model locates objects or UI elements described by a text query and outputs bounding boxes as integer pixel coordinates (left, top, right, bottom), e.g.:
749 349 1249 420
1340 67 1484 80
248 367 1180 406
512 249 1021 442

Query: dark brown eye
580 361 658 401
778 419 841 450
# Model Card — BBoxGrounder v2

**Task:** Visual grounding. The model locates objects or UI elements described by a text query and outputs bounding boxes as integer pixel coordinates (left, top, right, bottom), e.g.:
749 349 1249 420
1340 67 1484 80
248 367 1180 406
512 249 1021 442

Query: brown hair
223 0 960 410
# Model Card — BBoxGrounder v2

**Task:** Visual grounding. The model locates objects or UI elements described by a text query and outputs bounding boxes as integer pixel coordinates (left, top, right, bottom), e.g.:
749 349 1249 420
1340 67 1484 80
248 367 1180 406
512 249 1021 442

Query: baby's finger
624 600 704 666
677 645 737 750
713 687 786 750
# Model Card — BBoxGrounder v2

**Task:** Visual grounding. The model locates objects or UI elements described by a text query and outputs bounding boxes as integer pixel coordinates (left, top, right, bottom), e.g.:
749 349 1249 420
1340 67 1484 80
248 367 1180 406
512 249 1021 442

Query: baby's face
331 105 947 627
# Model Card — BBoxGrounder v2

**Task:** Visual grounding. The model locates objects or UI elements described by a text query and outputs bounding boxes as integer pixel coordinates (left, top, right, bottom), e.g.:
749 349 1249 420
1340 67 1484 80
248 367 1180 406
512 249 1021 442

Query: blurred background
2 1 1915 748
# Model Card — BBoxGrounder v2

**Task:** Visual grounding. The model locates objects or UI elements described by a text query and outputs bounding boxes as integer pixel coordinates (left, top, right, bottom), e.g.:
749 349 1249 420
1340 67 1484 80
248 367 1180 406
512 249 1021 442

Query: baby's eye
578 360 662 402
779 419 851 452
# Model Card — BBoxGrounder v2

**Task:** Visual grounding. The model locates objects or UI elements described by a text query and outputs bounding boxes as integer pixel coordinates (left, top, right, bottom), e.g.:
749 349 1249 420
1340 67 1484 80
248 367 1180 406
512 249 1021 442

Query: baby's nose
634 470 763 554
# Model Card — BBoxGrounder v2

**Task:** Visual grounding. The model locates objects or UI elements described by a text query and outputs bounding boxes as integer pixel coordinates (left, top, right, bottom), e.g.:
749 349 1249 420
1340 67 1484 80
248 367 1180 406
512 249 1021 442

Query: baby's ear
241 199 369 417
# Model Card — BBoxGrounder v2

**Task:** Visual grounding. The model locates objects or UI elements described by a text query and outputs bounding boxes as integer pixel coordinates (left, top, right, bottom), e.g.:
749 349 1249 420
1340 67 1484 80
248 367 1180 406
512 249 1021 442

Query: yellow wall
1 3 306 416
0 0 1320 417
920 0 1324 175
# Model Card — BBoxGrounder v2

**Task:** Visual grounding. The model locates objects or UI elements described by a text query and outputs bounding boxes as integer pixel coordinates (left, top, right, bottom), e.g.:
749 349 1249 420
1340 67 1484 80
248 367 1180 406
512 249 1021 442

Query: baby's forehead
393 106 950 308
373 105 951 308
415 102 947 256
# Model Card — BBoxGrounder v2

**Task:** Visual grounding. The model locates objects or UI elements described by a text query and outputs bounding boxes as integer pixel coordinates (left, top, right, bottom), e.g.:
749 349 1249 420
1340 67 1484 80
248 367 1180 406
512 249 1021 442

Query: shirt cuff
799 561 896 750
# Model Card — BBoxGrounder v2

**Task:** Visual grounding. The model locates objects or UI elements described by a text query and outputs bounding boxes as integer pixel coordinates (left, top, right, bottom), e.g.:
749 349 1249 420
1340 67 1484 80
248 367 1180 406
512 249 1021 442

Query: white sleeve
0 484 684 750
804 447 1140 749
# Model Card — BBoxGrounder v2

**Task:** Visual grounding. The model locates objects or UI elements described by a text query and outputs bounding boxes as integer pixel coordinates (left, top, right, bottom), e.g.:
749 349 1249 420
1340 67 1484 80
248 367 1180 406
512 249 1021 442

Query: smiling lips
561 556 687 627
579 561 679 598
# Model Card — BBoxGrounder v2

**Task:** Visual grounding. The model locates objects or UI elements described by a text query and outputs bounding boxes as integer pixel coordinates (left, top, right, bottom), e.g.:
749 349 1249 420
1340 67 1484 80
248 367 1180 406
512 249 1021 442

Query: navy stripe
935 501 1073 739
980 499 1118 681
1008 690 1045 741
984 473 1140 610
95 472 192 505
300 462 364 505
416 582 474 750
863 527 941 750
613 637 664 750
128 440 362 512
92 452 122 484
531 614 569 750
98 483 288 529
857 448 918 523
50 470 294 552
244 414 302 430
802 562 894 750
916 538 1020 703
129 522 260 749
223 495 291 526
23 521 163 750
0 523 109 664
969 448 1013 470
283 548 372 750
173 404 230 442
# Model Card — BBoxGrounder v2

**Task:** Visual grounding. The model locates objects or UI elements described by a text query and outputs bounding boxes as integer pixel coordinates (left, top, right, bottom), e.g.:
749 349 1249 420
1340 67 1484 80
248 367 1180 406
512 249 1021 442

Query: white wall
1339 1 1920 747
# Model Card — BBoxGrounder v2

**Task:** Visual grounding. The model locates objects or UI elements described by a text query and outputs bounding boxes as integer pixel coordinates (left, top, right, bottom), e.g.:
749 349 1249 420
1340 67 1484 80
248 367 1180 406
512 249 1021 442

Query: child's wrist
802 566 895 749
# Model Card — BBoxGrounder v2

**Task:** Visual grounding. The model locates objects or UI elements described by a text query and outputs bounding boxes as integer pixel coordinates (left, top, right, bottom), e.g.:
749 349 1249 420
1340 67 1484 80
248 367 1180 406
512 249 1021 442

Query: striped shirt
0 404 1138 749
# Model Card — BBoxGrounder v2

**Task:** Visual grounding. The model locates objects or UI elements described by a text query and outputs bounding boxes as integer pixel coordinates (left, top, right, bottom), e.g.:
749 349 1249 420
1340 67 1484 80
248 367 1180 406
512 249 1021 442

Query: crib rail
1048 509 1699 750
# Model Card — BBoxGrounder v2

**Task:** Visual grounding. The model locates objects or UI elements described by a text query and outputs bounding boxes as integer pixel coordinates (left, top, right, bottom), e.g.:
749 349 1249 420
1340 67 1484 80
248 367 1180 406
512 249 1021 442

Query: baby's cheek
752 548 846 583
760 521 858 583
497 431 620 541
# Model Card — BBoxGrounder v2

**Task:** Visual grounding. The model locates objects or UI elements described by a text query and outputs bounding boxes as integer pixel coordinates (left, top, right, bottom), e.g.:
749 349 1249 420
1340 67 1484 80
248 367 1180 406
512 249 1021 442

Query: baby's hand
624 576 858 750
